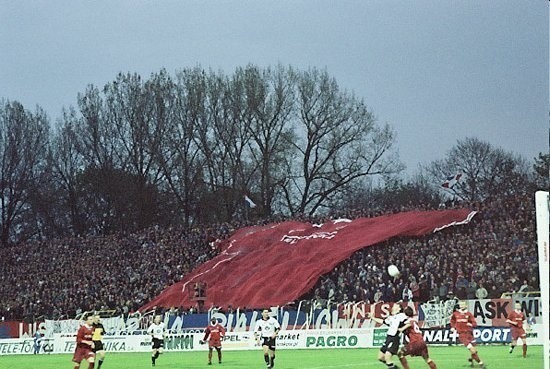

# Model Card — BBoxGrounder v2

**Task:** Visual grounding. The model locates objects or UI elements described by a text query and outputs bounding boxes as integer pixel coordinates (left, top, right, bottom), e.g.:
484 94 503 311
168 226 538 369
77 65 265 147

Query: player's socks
152 355 156 366
264 353 270 366
428 360 437 369
399 356 410 369
217 348 222 363
88 363 94 369
386 363 397 368
97 358 104 369
509 344 515 353
270 354 275 367
522 344 527 357
471 353 481 363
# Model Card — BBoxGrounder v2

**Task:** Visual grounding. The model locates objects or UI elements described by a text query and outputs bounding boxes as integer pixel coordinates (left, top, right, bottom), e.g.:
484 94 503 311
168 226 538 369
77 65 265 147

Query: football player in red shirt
506 302 528 358
200 317 226 365
398 307 437 369
450 301 485 368
72 314 95 369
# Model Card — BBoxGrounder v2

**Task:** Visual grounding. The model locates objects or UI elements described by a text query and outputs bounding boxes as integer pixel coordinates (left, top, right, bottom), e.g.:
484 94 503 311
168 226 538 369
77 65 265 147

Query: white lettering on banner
421 327 516 344
473 328 510 343
169 316 183 332
423 329 458 343
281 231 338 245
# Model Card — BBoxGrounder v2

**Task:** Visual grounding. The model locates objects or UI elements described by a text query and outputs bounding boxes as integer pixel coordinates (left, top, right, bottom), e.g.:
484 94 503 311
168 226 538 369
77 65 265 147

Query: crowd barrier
1 297 542 340
0 324 545 355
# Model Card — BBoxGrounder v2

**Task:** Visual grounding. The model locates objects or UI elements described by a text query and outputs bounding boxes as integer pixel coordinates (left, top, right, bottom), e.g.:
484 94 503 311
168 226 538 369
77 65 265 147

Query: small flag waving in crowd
442 173 462 188
244 195 257 208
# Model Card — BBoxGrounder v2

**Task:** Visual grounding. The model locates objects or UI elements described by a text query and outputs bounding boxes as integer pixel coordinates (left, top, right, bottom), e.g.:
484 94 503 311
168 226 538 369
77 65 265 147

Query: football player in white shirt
254 309 281 369
147 315 165 367
369 303 408 369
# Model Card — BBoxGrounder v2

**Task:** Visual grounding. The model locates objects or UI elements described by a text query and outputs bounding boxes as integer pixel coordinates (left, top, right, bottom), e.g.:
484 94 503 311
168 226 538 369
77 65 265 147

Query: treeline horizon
0 64 547 245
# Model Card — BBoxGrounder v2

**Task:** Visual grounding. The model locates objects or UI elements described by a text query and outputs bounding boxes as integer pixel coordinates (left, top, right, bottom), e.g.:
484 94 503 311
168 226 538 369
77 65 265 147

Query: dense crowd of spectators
0 194 539 321
310 195 539 306
0 224 237 320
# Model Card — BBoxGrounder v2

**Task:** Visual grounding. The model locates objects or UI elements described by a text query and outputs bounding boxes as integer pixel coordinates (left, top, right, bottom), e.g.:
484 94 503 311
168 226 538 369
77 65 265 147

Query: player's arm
253 322 262 341
367 312 386 326
449 312 457 331
272 319 281 338
100 324 105 337
505 315 517 326
398 321 412 334
76 328 94 347
200 327 210 344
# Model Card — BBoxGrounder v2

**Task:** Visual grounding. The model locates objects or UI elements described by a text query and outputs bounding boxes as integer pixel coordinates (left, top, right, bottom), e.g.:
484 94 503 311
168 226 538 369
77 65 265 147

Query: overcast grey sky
0 1 548 173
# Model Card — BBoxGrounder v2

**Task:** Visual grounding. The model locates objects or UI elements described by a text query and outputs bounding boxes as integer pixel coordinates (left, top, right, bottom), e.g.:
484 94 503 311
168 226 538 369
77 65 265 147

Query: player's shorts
458 332 476 347
261 337 276 350
92 340 104 352
208 339 222 348
72 346 95 363
152 338 165 350
402 341 429 357
511 328 526 341
380 334 400 355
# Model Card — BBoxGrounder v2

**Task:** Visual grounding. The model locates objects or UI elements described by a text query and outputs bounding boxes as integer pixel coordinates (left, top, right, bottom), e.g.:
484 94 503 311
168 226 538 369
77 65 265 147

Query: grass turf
0 345 544 369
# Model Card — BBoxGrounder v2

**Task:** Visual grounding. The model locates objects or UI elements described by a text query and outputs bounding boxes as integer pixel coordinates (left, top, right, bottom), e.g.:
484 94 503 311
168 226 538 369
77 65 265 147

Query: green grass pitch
0 345 544 369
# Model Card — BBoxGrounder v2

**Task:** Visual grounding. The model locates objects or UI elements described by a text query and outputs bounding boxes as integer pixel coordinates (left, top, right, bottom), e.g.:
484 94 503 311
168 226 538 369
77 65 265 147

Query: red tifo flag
140 209 476 311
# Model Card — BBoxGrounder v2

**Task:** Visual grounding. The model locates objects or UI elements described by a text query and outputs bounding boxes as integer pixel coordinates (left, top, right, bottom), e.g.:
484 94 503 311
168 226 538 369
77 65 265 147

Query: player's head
514 302 521 311
84 314 94 325
390 303 403 315
262 309 270 320
210 317 217 325
459 300 468 311
404 306 414 317
154 315 162 324
93 315 100 323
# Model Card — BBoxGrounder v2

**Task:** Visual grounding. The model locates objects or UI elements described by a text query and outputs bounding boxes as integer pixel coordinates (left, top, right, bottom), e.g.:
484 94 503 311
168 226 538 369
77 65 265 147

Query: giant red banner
140 209 476 311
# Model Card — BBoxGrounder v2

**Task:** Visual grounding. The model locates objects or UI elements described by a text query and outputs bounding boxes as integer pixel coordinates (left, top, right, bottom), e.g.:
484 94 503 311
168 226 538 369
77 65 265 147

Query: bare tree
77 85 118 169
0 100 50 244
428 137 531 201
102 72 165 184
242 64 296 216
192 69 255 221
533 152 549 190
285 68 402 215
156 67 207 225
50 107 86 235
